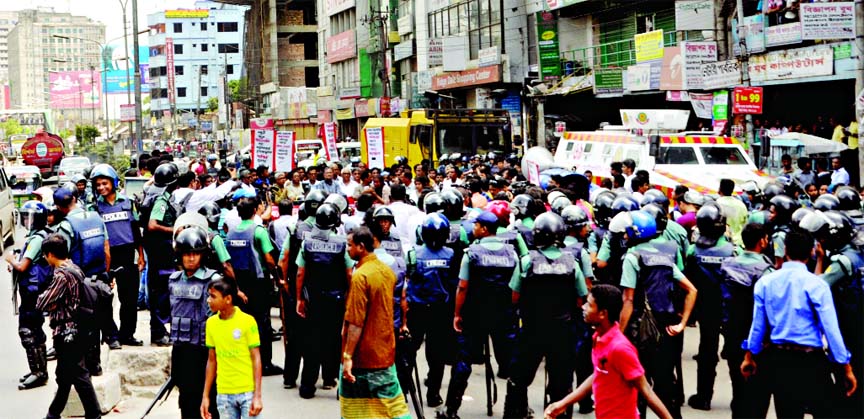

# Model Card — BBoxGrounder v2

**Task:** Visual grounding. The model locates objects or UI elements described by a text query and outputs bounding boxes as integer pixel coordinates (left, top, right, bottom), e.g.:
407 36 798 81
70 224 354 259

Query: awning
769 132 848 155
531 73 593 97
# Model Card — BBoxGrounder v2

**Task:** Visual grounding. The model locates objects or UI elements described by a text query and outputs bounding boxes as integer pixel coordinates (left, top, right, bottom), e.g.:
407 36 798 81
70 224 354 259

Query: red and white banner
251 129 275 170
166 38 176 105
364 127 385 169
323 122 338 161
274 131 295 172
120 104 136 122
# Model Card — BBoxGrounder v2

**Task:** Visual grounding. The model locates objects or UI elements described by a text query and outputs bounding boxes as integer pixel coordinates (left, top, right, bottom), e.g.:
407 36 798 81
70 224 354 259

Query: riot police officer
7 201 53 390
405 213 455 412
686 204 737 411
197 202 236 280
803 210 864 418
767 194 800 268
90 164 145 346
372 207 404 259
444 210 519 419
595 195 639 286
168 227 220 419
509 194 538 249
295 203 354 399
487 200 530 259
642 189 689 260
813 193 841 212
589 190 616 263
748 183 783 225
504 212 587 419
613 210 698 419
146 163 181 346
836 186 864 234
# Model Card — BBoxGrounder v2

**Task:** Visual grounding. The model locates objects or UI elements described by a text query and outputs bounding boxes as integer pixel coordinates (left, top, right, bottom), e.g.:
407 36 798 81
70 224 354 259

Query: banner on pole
251 130 275 170
274 131 296 172
365 127 385 169
323 122 338 161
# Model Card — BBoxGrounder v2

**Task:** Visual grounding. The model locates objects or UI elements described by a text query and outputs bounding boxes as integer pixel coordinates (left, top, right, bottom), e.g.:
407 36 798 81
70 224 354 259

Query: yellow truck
359 108 513 168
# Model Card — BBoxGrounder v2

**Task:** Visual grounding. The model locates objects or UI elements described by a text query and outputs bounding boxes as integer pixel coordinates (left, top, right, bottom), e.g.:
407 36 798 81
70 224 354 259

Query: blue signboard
103 46 151 93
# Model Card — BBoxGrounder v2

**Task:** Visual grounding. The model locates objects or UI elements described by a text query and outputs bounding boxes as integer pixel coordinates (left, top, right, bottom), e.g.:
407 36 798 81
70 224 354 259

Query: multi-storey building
0 11 18 85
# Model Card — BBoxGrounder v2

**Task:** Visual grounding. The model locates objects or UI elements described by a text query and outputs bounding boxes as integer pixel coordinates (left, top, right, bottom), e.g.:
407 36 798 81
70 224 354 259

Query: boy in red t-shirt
545 284 672 419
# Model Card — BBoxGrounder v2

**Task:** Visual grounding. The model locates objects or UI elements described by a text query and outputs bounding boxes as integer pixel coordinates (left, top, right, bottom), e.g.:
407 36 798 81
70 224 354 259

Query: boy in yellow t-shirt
201 279 263 419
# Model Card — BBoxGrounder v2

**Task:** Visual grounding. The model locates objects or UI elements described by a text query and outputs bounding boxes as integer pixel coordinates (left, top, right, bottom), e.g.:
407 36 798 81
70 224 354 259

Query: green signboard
537 12 561 80
834 43 852 60
593 68 624 95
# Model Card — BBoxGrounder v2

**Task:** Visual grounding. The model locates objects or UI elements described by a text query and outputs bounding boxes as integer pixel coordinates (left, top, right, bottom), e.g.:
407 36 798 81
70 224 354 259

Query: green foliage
75 125 100 148
76 140 131 183
207 97 219 112
57 129 74 140
0 118 22 137
227 78 247 102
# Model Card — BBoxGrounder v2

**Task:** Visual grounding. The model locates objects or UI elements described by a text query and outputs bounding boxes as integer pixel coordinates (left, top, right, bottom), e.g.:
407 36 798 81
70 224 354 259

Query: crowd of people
8 149 864 419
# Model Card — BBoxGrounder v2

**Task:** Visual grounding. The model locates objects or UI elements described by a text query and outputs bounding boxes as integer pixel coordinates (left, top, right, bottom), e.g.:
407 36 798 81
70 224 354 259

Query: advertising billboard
49 71 101 109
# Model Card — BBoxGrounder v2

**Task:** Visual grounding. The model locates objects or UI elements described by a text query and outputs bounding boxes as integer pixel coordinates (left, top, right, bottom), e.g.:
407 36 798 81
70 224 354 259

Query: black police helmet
762 182 785 202
174 227 210 254
696 203 726 240
315 203 341 230
423 192 446 214
611 195 640 215
835 186 862 211
198 202 222 226
791 207 816 232
822 210 856 250
641 189 670 209
304 189 328 216
154 163 179 187
510 194 533 219
769 194 800 226
532 212 566 248
372 206 396 224
642 203 669 233
551 196 572 215
592 191 617 227
561 205 589 230
439 189 464 219
813 194 840 212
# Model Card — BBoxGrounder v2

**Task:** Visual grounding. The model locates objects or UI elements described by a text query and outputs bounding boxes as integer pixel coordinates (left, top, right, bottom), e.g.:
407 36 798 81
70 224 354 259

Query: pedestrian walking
339 227 411 419
544 284 672 419
37 233 103 419
201 278 264 419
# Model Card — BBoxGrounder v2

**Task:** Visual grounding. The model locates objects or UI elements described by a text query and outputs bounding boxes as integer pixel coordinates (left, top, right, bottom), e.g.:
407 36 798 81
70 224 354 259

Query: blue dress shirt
746 261 850 364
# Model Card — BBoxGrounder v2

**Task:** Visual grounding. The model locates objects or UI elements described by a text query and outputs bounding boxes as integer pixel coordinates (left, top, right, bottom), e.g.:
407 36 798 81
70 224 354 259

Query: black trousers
695 294 722 400
237 273 273 368
18 291 46 348
638 330 684 419
172 343 218 419
299 295 344 394
407 302 452 394
147 268 171 340
46 334 102 419
280 288 302 386
724 347 770 419
763 347 834 419
111 245 139 341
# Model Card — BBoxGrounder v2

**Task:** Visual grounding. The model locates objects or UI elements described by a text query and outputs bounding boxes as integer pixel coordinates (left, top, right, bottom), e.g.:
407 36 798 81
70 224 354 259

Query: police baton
484 338 497 417
140 376 174 419
10 248 21 315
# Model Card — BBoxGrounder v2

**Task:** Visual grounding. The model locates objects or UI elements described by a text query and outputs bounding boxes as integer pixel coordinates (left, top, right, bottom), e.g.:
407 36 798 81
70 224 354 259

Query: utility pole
120 0 133 150
362 8 391 98
196 65 204 140
735 0 754 152
132 0 144 153
855 0 864 186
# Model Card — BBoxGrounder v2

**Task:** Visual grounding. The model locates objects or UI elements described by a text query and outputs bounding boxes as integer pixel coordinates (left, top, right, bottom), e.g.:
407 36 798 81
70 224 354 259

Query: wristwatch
342 352 352 360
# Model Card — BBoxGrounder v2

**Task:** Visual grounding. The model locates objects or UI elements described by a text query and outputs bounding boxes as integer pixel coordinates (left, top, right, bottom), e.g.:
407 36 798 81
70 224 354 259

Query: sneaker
426 392 443 408
45 347 56 361
107 340 122 350
283 381 297 389
687 394 711 411
18 372 48 390
151 336 171 347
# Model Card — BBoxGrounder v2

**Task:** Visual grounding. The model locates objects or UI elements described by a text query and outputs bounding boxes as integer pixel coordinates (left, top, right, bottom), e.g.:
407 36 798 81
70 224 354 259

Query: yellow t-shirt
205 308 260 394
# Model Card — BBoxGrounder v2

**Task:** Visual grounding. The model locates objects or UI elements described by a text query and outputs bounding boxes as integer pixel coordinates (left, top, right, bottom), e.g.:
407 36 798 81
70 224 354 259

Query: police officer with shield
147 163 181 346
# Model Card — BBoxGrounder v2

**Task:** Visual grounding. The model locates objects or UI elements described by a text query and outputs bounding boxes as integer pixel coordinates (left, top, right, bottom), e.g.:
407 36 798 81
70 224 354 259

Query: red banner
166 37 176 105
732 86 763 114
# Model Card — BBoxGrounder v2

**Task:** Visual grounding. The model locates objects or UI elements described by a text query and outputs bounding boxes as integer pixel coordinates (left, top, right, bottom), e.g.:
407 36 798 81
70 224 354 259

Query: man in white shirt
386 184 423 251
441 165 463 190
830 157 850 187
186 178 237 213
622 158 636 193
338 167 360 198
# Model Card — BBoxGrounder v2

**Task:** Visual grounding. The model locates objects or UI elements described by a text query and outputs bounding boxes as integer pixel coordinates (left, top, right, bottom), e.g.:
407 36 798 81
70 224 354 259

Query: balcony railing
559 30 688 76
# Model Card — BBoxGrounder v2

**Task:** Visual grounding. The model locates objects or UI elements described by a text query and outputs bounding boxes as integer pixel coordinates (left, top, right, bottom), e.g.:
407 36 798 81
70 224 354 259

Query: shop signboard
748 45 833 82
537 12 561 80
326 29 356 64
274 131 295 172
690 92 713 119
700 60 741 90
659 47 684 91
681 41 717 90
364 127 385 169
443 36 469 71
666 91 691 102
635 30 664 63
166 37 175 105
432 66 500 90
397 14 413 35
544 0 587 12
478 46 500 67
732 15 766 56
732 86 764 114
120 104 135 122
326 0 355 16
766 22 802 47
675 0 714 30
165 9 209 18
834 43 853 60
593 68 624 95
627 64 652 91
428 39 443 66
712 90 729 133
394 41 414 62
801 2 856 40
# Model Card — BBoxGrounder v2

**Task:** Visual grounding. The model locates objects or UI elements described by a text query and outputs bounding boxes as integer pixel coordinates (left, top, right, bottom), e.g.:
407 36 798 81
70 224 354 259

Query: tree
75 125 99 148
227 78 248 102
0 118 23 137
207 97 219 112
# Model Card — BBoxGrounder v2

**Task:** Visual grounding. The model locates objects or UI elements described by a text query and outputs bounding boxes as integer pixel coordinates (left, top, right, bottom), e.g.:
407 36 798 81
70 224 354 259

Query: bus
0 109 55 135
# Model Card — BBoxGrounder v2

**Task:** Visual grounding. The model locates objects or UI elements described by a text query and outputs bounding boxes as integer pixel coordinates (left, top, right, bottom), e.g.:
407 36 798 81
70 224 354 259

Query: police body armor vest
845 211 864 236
226 226 264 278
497 230 520 251
302 228 348 301
66 211 107 277
513 221 536 250
766 224 790 261
446 222 467 291
466 240 518 313
692 241 736 290
602 231 628 287
408 246 454 305
204 231 223 272
522 250 577 325
562 240 585 261
719 254 771 344
832 246 864 352
380 236 404 260
632 240 680 325
96 197 135 247
19 229 52 295
286 220 313 290
168 269 216 346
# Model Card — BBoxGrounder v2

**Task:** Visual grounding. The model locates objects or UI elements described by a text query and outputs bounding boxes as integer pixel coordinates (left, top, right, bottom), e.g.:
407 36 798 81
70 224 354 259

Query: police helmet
791 207 816 231
611 195 640 215
154 163 179 187
420 213 450 250
486 152 497 162
769 194 799 226
835 186 862 211
324 193 349 214
304 189 328 216
609 210 657 241
90 163 119 189
762 182 785 202
439 189 464 220
561 205 590 231
486 200 511 226
593 191 617 228
460 155 470 163
551 196 572 215
81 165 93 181
682 190 706 207
813 194 840 212
198 202 222 226
315 203 341 230
71 174 87 185
547 190 567 205
510 194 534 219
174 227 210 254
207 154 218 162
439 154 450 164
822 211 856 250
532 212 566 248
395 156 408 166
641 189 670 209
741 181 762 196
20 200 48 231
372 206 396 225
696 203 726 240
642 203 669 233
423 192 446 214
506 153 519 165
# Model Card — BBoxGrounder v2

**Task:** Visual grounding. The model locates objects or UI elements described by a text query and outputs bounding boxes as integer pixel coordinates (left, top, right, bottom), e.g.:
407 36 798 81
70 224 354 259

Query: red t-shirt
592 323 645 419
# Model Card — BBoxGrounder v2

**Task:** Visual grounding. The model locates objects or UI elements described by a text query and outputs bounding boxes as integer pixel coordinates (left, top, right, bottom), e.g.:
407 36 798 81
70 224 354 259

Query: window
699 146 748 165
173 23 182 33
200 86 208 96
174 44 183 54
177 87 186 97
201 22 208 30
427 0 500 59
175 65 184 75
217 22 238 32
201 43 208 52
218 43 239 53
200 65 208 74
657 147 698 165
227 64 234 74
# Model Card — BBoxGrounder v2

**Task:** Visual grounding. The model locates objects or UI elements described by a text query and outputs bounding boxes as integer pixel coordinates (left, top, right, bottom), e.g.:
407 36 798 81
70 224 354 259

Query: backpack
137 185 166 228
76 275 98 333
168 190 194 218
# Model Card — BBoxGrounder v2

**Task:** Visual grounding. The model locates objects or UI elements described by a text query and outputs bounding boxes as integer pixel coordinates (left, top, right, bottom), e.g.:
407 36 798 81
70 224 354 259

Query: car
0 166 20 250
57 156 91 184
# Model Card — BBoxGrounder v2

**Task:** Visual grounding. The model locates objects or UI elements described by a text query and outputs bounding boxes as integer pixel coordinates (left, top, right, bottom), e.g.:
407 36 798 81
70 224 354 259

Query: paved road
0 228 769 419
